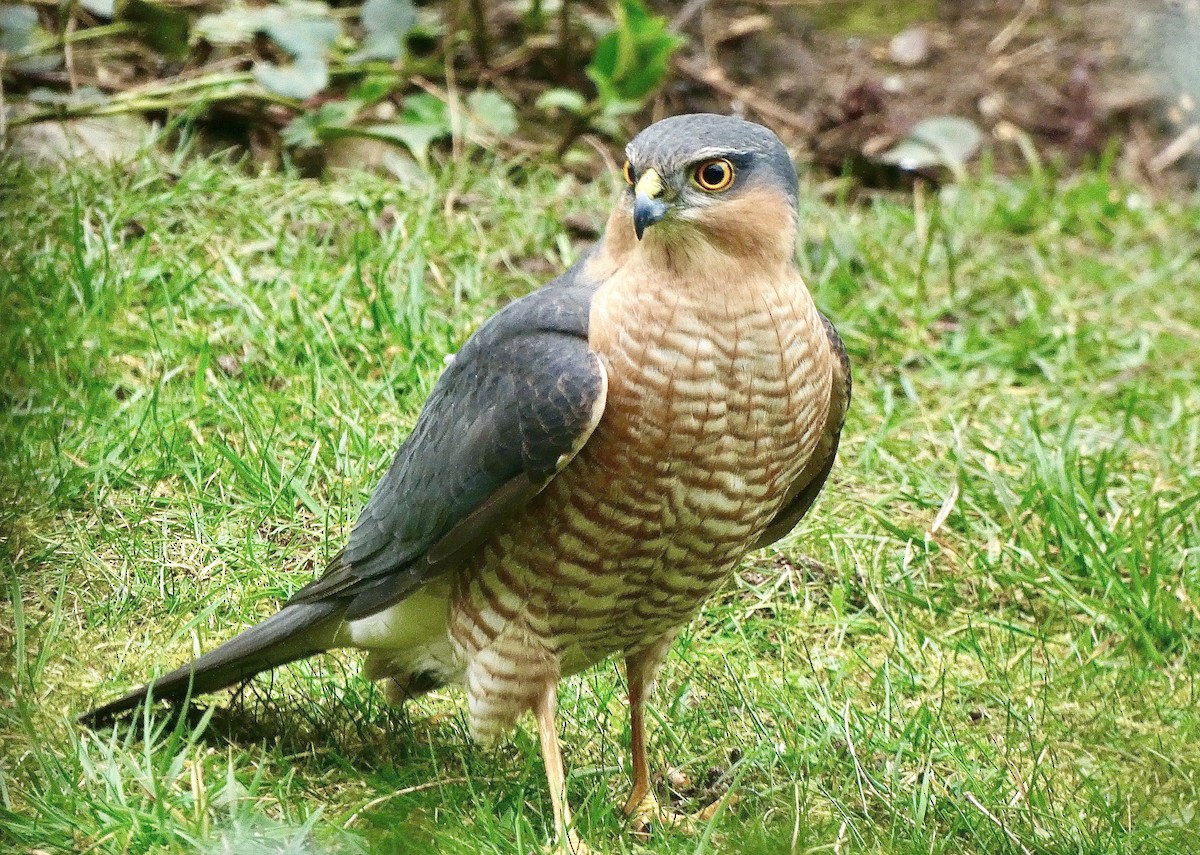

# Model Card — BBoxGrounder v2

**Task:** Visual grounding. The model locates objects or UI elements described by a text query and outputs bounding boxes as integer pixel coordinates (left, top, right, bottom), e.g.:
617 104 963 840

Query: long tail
80 602 343 727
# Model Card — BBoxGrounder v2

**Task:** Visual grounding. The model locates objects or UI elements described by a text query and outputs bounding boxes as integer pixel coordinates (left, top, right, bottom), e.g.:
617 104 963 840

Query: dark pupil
701 163 727 186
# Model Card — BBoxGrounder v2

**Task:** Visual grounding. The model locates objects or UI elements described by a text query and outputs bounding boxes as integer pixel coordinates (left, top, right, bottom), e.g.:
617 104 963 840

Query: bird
81 113 851 852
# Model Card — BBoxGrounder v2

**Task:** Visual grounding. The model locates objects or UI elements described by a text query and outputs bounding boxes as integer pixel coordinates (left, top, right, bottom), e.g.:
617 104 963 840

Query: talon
625 791 698 836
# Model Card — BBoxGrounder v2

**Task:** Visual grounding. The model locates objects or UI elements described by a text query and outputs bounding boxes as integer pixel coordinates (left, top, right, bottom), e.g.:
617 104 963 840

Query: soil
648 0 1194 191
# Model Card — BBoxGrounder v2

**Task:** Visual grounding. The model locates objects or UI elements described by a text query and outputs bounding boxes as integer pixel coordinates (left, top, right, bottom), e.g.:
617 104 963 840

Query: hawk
83 113 851 852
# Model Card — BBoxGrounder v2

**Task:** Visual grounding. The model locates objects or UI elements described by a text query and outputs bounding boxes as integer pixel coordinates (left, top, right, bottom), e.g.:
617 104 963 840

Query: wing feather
288 279 606 620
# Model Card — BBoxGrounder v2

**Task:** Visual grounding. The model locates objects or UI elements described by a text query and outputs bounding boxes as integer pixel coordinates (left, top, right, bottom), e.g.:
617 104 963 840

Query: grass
1 143 1199 854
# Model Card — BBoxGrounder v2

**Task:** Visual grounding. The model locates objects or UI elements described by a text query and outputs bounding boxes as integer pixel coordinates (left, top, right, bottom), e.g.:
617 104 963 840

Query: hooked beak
632 168 669 240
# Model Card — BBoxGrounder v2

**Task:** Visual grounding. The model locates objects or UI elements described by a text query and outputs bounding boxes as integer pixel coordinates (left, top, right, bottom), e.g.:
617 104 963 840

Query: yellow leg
623 642 703 833
622 650 655 816
534 683 589 853
622 641 723 835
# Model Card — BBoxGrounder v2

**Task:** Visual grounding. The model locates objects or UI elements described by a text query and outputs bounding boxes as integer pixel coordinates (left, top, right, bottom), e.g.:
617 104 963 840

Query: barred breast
448 258 834 740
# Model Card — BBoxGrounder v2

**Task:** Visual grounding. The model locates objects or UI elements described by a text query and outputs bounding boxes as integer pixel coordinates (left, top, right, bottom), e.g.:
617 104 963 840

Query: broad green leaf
466 89 517 137
363 122 444 164
877 115 984 171
281 113 324 149
590 112 624 138
0 4 38 54
281 100 362 147
263 11 339 60
363 92 451 163
535 88 587 115
586 0 682 108
401 91 449 127
121 0 189 58
253 56 329 99
599 96 640 118
196 2 337 59
195 5 274 44
351 0 415 62
348 73 398 105
0 3 59 70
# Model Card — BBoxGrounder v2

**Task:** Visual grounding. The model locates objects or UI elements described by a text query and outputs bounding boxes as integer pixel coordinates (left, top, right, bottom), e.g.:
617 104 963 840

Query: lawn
2 147 1199 854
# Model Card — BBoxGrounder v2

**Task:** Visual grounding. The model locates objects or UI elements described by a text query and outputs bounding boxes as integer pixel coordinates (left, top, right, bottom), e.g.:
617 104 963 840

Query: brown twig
671 0 711 32
467 0 491 68
988 0 1041 55
1149 123 1200 174
674 57 813 135
441 3 464 160
15 70 125 92
987 39 1053 78
580 132 619 176
551 109 590 159
64 15 79 92
557 0 572 81
480 44 532 80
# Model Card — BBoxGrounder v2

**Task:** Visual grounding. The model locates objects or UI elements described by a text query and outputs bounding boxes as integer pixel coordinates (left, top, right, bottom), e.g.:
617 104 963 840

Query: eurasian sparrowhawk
82 113 852 851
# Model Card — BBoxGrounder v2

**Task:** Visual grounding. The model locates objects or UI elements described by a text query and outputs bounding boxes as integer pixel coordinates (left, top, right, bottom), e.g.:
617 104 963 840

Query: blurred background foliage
0 0 687 174
0 0 1197 188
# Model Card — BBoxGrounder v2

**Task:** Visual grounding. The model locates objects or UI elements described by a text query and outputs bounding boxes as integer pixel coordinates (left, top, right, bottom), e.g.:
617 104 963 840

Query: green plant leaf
253 56 329 100
351 0 415 62
0 3 60 71
347 73 398 106
0 4 38 54
362 92 451 163
195 2 338 59
590 112 624 137
535 87 587 115
120 0 190 58
466 89 517 137
401 91 449 127
243 4 340 99
362 122 443 164
195 5 268 44
586 0 682 108
599 96 640 119
281 112 324 149
281 100 362 147
877 115 984 171
262 11 339 61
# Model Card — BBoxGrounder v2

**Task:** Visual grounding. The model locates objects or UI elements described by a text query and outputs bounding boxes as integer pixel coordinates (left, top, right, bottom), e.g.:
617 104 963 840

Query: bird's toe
626 791 698 836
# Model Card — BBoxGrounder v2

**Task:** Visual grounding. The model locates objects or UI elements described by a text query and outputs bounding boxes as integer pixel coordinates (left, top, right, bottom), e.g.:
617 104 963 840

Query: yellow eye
692 158 734 192
622 160 635 186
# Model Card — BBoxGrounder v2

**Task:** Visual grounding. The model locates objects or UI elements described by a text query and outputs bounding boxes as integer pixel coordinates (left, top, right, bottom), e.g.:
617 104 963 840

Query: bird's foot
623 790 719 836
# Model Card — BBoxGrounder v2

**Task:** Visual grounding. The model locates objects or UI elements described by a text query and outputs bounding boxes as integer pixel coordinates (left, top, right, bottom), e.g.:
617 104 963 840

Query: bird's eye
692 158 735 192
622 160 635 186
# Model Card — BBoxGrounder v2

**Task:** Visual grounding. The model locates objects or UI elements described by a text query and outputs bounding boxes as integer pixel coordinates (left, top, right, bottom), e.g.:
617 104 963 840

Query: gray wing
289 277 607 620
752 312 851 549
79 268 608 726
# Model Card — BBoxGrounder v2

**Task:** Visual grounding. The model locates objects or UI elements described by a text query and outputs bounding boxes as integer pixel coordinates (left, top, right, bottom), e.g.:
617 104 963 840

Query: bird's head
616 114 799 262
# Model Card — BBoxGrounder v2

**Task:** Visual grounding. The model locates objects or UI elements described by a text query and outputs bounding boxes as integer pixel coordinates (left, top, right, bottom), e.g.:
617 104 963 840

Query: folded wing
81 278 608 725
